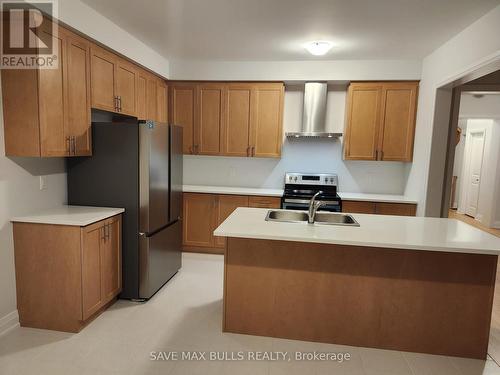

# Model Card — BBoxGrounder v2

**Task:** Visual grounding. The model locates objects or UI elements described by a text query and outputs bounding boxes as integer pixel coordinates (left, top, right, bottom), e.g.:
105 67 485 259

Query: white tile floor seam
0 252 500 375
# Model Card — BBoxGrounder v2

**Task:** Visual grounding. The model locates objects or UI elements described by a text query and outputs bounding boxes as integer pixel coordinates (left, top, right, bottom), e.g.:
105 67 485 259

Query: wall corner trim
0 310 19 337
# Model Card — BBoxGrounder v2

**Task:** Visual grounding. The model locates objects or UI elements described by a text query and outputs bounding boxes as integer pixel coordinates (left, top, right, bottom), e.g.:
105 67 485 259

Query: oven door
282 198 341 212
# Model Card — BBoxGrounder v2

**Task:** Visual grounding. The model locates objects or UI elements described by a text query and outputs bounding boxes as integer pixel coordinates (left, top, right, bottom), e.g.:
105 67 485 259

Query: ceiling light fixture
305 41 333 56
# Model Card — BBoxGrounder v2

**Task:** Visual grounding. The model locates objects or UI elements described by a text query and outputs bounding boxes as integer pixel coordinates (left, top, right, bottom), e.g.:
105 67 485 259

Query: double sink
265 210 360 226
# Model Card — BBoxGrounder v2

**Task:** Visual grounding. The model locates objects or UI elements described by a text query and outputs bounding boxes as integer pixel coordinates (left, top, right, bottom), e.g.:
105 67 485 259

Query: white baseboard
0 310 19 337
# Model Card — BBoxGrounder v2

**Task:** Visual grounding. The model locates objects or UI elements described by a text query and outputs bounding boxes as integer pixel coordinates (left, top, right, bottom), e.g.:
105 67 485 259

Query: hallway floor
1 253 500 375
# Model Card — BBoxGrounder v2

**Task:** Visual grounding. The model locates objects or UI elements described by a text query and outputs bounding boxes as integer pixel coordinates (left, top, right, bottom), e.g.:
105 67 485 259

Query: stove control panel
285 173 338 186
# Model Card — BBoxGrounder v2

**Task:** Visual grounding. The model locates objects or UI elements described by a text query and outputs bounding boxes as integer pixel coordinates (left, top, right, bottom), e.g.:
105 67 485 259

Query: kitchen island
214 208 500 359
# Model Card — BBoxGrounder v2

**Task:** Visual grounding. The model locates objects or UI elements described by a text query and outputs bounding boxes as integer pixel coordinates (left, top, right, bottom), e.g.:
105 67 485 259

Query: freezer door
169 124 183 222
139 121 170 234
139 220 182 299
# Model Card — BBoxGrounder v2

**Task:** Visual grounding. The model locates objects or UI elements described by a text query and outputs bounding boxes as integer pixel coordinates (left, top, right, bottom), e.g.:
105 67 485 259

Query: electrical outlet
39 176 47 190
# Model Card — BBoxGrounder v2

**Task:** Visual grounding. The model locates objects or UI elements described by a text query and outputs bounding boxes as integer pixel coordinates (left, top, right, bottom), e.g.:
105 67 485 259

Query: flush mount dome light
305 41 333 56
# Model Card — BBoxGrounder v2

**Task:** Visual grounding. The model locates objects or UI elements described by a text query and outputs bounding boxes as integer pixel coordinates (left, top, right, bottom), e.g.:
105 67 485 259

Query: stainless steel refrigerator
67 121 183 301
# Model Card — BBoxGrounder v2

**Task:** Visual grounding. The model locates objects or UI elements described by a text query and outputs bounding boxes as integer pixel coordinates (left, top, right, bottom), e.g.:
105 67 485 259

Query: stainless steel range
281 173 341 212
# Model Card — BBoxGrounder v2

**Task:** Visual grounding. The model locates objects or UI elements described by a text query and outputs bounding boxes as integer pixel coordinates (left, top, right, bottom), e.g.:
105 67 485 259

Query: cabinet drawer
376 203 416 216
248 196 281 209
342 200 376 214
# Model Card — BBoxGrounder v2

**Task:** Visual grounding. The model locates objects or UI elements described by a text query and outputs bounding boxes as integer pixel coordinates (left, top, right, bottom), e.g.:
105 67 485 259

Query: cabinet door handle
107 223 111 240
66 136 71 156
246 146 250 157
101 227 106 241
251 146 255 157
380 150 384 160
118 96 122 112
114 96 118 111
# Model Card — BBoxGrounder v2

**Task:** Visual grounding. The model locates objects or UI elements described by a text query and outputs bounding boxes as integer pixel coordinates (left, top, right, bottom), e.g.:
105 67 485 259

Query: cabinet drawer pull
66 136 71 155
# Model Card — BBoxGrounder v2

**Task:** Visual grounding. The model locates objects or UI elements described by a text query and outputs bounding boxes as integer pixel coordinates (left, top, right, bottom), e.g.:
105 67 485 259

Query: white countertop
183 185 283 197
182 185 417 204
214 207 500 255
11 206 125 227
338 192 418 204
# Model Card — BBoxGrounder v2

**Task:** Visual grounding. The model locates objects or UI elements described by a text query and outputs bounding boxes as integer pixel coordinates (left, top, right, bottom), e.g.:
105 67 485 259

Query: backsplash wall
183 87 409 194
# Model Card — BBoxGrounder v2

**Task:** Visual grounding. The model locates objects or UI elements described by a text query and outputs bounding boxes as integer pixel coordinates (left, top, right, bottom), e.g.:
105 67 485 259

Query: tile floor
1 252 500 375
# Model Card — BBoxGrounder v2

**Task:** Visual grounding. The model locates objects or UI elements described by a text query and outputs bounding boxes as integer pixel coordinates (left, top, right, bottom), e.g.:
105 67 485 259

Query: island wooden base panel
223 238 497 359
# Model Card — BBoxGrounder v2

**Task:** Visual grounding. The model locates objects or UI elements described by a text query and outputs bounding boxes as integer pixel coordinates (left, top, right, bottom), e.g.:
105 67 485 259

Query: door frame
423 55 500 218
459 126 486 218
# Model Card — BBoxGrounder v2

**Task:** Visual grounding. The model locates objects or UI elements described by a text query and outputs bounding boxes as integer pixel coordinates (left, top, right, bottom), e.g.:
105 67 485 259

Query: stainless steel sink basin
315 212 360 226
265 210 360 226
265 210 308 223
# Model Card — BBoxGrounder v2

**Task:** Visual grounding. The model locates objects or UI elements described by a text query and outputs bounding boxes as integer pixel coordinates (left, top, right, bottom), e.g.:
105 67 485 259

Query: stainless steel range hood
286 82 342 139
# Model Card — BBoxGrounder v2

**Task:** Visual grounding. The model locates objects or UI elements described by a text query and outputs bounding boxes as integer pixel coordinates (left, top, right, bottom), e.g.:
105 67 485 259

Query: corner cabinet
1 20 91 157
344 81 418 162
170 82 284 157
13 215 122 332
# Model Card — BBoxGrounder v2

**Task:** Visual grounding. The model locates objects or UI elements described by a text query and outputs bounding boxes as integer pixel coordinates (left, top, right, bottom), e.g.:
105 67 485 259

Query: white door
465 130 485 217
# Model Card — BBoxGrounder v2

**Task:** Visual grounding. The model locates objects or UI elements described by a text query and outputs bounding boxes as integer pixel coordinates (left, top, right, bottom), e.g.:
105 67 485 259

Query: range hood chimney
286 82 342 139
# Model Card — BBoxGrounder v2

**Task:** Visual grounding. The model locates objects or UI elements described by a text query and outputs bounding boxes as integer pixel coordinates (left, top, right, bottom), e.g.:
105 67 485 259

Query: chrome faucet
308 191 326 224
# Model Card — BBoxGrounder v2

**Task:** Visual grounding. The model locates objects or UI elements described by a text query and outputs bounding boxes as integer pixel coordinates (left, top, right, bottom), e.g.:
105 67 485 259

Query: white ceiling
81 0 499 61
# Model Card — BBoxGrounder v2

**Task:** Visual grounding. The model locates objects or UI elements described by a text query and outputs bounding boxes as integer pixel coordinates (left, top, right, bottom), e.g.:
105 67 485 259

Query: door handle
118 96 122 112
114 96 118 111
251 146 255 157
101 227 106 241
246 146 250 157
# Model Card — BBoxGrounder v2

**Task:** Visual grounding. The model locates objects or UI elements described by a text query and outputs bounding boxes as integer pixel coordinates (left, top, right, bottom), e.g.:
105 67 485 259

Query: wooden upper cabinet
344 83 382 160
1 20 91 157
91 44 141 117
146 75 158 122
64 30 91 156
196 84 225 155
115 60 137 116
170 83 196 154
379 83 418 161
37 21 66 157
157 80 168 123
90 45 116 113
344 81 418 162
222 84 252 156
136 71 148 120
250 83 284 158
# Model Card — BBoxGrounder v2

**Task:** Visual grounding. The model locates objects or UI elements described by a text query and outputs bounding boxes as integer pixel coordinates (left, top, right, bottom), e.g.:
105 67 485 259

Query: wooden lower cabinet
248 196 281 209
183 193 281 254
342 200 416 216
13 215 122 332
215 195 249 248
